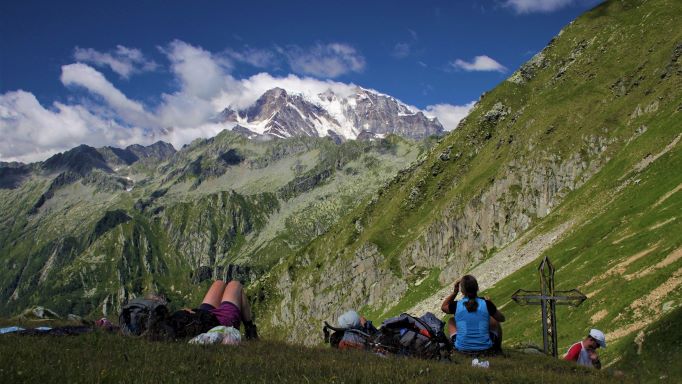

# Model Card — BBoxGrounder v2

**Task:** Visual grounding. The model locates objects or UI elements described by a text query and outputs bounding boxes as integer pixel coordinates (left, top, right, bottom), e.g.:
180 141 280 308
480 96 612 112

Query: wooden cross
511 256 587 357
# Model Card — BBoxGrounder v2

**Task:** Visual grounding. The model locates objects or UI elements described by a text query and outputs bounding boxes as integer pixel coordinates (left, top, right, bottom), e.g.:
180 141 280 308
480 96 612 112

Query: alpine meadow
0 0 680 382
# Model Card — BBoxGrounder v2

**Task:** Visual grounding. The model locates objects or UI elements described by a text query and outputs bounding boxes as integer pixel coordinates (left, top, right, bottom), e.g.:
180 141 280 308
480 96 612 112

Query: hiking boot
244 322 258 340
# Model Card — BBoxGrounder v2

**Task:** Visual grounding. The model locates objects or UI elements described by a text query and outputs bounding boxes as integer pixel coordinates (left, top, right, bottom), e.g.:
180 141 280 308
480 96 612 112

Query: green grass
0 331 627 383
616 306 682 383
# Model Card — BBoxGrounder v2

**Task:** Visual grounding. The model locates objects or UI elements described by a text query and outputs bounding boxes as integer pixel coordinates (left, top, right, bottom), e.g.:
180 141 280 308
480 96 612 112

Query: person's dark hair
587 335 599 347
461 275 479 312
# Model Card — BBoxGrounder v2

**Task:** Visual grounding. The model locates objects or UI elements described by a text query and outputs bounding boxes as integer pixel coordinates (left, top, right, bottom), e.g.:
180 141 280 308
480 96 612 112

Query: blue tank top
454 297 492 351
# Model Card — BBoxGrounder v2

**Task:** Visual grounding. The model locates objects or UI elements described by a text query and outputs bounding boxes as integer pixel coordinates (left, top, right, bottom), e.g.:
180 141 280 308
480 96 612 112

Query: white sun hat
589 328 606 348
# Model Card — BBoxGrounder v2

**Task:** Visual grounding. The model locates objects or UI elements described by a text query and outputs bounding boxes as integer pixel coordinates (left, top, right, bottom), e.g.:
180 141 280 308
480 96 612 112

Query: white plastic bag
188 326 241 345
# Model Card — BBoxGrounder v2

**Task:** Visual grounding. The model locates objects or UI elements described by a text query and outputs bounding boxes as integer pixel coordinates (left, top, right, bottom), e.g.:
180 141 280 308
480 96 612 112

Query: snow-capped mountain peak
218 87 443 140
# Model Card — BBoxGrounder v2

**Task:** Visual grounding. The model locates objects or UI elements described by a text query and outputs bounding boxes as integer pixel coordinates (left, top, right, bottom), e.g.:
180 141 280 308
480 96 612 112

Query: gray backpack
119 298 169 337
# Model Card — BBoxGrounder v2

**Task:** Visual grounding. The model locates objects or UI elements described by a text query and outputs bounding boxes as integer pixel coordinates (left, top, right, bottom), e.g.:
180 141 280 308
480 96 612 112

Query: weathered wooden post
511 256 587 357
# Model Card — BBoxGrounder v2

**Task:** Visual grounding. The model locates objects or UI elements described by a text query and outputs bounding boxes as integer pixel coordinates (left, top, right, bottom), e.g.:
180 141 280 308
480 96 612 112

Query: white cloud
504 0 577 14
73 45 158 79
424 102 476 131
163 40 232 100
284 43 366 78
60 63 154 127
212 72 359 110
452 55 507 72
392 42 411 59
224 47 277 68
0 90 147 162
154 40 239 129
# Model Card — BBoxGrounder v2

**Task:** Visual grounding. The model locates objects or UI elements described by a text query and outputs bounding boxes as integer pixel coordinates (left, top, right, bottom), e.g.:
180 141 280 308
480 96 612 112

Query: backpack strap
411 315 436 338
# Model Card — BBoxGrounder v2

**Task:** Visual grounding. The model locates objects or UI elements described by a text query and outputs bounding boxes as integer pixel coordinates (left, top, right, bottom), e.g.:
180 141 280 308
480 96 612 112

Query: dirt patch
612 231 635 245
606 320 648 341
591 309 608 323
632 133 681 174
631 267 682 315
648 217 677 231
586 287 604 299
406 221 574 315
583 244 659 287
654 183 682 208
609 267 682 341
625 246 682 280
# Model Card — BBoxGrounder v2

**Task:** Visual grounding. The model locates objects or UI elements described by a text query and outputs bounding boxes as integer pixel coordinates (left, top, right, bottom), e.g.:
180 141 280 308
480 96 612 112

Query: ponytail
461 275 479 312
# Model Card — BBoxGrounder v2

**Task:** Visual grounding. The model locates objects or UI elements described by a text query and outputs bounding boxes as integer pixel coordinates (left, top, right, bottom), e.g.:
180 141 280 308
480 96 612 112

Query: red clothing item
564 342 583 362
564 341 599 368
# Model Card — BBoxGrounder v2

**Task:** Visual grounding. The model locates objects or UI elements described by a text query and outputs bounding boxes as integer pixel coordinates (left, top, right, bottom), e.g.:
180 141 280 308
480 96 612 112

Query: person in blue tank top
440 274 505 353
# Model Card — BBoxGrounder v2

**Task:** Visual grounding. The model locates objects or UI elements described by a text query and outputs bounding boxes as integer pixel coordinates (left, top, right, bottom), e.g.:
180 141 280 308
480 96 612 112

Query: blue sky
0 0 602 162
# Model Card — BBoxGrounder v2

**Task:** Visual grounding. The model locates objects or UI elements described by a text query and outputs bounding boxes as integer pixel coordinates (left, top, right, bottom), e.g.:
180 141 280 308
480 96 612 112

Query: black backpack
376 312 451 360
119 298 170 337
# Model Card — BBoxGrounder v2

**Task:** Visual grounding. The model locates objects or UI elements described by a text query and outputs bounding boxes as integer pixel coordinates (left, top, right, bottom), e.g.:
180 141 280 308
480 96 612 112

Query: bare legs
489 317 502 340
201 280 253 323
447 318 457 338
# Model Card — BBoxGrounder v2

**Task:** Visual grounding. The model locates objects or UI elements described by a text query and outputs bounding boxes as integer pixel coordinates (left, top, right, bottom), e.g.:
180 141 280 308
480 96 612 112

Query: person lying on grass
440 274 505 354
563 329 606 369
185 280 258 340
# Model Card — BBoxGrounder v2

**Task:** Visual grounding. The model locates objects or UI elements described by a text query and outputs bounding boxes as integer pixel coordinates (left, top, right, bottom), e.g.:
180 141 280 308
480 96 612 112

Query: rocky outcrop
0 163 32 189
160 191 279 270
399 136 609 285
126 141 176 162
270 242 408 344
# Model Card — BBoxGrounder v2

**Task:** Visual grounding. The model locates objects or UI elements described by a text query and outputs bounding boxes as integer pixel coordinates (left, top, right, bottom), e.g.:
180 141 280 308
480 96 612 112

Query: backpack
376 312 451 360
119 298 169 337
323 320 378 351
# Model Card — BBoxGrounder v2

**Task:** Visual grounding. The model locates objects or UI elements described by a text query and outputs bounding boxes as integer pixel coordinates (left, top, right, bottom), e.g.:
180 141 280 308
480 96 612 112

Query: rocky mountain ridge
218 87 444 140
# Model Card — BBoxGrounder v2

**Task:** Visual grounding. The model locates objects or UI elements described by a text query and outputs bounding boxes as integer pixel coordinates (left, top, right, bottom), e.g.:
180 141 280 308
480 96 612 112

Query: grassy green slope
467 0 682 371
0 331 624 384
255 0 682 361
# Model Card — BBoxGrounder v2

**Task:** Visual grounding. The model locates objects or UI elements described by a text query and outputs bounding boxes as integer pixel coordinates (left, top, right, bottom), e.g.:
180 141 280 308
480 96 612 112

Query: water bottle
471 358 490 368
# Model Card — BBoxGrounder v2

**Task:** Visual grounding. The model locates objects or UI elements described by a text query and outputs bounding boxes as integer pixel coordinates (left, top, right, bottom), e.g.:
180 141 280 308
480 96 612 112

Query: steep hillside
0 131 426 316
254 0 682 364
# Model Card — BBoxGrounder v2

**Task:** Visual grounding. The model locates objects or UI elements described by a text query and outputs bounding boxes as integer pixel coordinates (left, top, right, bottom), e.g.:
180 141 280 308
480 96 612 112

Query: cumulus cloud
73 45 158 79
424 102 476 131
504 0 580 14
60 63 154 127
224 46 277 68
211 72 359 110
283 43 366 78
163 40 232 100
0 90 147 162
451 55 507 72
1 40 466 162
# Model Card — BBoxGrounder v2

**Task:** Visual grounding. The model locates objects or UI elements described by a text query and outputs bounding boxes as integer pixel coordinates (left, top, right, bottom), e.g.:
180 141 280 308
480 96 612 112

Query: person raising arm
441 275 505 353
